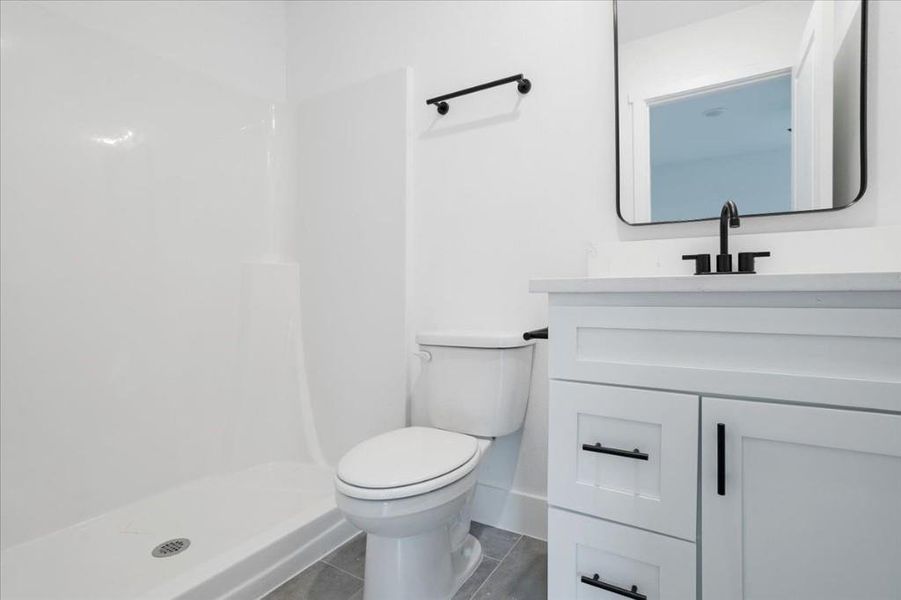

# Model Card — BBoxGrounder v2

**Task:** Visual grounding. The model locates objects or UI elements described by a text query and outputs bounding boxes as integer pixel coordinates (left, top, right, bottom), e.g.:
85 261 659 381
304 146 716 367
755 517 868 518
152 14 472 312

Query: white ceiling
617 0 765 42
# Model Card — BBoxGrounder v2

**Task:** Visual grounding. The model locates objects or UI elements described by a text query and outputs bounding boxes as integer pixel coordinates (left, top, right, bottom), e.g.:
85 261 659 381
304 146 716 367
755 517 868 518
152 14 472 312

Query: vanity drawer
548 381 698 540
548 507 695 600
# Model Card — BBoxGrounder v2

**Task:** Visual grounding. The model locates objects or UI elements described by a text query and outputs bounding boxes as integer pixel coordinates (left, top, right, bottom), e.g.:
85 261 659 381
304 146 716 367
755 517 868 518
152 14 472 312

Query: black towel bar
426 74 531 114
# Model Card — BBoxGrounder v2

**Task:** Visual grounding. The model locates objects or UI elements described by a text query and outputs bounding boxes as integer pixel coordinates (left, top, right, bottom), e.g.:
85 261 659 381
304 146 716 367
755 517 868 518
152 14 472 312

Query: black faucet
717 200 741 272
681 200 771 275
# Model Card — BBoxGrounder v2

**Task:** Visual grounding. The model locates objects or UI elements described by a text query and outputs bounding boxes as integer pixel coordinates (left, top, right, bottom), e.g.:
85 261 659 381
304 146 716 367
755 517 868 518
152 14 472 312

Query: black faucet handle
682 254 711 275
738 251 771 273
716 253 733 273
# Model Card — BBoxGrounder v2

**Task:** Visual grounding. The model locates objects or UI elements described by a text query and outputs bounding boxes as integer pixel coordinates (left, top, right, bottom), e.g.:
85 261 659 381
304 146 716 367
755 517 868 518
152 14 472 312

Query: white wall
285 0 901 539
294 70 410 465
0 1 300 549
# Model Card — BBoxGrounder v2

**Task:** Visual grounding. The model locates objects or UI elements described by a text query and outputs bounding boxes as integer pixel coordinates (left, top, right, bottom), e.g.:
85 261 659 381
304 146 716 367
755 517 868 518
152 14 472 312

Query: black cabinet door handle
581 442 649 461
717 423 726 496
580 574 647 599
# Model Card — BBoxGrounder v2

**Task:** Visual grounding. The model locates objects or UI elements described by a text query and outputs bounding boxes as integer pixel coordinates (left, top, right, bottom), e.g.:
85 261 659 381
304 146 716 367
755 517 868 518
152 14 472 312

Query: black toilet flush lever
738 251 771 274
523 327 548 340
682 254 711 275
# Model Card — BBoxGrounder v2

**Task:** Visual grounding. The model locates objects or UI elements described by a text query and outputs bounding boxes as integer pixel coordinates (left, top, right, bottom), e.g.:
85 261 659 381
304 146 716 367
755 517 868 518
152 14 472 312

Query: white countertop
530 271 901 294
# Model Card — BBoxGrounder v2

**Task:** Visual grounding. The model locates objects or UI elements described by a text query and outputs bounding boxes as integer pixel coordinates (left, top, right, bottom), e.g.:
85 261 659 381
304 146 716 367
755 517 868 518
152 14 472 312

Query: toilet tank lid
416 330 534 349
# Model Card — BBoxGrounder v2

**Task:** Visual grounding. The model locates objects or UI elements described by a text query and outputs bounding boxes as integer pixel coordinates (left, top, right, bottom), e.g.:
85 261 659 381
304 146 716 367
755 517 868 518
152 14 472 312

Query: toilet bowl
333 331 535 600
335 427 491 600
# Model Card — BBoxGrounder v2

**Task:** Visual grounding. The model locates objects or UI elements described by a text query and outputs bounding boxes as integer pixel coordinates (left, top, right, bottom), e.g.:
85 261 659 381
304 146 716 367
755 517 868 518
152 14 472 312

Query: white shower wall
0 1 301 549
293 70 410 465
26 0 288 101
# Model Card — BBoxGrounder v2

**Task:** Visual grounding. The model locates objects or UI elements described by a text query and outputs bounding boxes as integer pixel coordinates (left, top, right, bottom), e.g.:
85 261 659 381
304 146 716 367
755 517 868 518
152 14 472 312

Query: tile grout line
496 533 524 563
465 556 504 600
466 535 525 600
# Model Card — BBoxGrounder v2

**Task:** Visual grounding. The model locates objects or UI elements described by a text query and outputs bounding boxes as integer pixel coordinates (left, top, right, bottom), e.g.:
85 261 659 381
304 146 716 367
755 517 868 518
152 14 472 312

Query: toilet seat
336 427 481 501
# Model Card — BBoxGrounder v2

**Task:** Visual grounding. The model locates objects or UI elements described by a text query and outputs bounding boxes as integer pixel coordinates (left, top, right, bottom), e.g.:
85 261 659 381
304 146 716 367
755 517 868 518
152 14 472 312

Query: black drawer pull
582 442 649 461
717 423 726 496
580 574 647 600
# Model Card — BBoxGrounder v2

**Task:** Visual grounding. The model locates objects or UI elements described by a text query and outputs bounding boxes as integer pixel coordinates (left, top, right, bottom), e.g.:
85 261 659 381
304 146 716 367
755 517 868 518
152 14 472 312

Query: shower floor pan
0 462 355 600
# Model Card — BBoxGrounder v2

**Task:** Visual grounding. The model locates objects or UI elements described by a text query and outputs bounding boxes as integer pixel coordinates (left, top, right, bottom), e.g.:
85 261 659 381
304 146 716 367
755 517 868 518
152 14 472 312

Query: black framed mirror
614 0 868 226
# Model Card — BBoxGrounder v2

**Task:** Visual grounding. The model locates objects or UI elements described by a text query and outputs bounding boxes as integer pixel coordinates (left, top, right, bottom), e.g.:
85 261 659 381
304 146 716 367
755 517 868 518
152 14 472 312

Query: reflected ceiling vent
151 538 191 558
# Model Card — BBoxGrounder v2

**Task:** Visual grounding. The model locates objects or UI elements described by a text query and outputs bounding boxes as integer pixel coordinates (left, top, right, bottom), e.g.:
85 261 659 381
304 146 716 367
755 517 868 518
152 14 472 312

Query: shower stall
0 2 408 598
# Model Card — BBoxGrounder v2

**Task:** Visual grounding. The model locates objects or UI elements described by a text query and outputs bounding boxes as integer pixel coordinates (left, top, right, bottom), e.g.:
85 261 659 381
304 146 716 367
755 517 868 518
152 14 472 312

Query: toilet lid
337 427 479 489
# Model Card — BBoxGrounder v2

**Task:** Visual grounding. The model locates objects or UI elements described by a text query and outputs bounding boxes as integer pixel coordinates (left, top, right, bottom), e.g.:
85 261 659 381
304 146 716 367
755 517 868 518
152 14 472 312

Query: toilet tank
415 331 535 438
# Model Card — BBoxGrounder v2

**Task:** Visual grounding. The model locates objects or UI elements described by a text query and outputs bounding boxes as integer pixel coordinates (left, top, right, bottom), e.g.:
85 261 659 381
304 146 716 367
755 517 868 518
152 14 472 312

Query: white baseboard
471 483 548 541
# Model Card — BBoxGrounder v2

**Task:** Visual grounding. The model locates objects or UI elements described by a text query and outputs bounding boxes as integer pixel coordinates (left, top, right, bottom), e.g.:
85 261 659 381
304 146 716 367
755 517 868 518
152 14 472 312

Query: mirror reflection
615 0 866 224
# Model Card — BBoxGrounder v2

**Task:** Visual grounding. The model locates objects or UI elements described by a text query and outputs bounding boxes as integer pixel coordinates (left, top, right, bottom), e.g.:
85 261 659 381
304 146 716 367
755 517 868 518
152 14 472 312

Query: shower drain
151 538 191 558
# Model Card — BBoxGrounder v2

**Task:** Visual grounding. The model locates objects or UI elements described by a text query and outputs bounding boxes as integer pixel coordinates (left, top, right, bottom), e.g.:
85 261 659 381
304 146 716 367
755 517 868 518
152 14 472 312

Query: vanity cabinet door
702 397 901 600
549 381 698 540
548 507 695 600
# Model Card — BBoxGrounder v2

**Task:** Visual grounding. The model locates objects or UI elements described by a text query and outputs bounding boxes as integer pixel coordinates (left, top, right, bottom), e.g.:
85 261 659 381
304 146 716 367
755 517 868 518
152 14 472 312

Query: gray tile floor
262 522 547 600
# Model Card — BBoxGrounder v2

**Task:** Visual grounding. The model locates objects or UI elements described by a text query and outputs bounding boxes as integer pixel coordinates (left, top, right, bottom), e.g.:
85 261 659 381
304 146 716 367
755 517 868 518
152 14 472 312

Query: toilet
333 331 535 600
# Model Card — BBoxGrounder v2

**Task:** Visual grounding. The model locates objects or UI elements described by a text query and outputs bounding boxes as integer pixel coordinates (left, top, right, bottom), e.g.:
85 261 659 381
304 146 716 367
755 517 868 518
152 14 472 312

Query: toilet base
453 534 483 592
362 531 482 600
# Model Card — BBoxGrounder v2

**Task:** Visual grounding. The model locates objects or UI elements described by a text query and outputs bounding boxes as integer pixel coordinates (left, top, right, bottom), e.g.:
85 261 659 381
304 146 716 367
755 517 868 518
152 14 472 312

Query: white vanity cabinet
701 397 901 600
548 506 696 600
548 381 698 541
533 273 901 600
